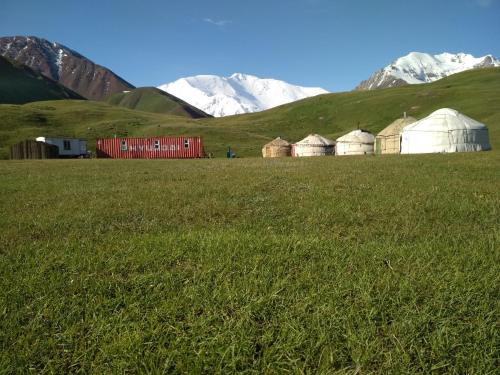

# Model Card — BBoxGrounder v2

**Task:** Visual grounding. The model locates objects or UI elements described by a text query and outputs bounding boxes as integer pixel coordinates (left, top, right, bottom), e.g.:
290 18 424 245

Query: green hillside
0 56 84 105
0 67 498 158
106 87 211 118
209 67 500 154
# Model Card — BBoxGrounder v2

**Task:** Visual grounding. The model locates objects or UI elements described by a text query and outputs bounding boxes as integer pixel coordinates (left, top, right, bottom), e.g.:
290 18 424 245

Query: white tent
400 108 491 154
292 134 335 157
336 130 375 156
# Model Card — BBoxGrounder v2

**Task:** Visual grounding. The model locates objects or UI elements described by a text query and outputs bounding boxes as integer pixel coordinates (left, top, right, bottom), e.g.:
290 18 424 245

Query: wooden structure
9 140 59 160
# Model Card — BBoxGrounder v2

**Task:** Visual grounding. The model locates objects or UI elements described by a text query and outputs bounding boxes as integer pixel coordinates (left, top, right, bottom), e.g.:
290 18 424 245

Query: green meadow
1 67 499 158
1 152 498 373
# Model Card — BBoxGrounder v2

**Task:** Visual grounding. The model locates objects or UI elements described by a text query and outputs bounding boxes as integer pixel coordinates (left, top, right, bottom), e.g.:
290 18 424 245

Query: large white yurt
375 116 417 155
400 108 491 154
336 130 375 156
292 134 335 157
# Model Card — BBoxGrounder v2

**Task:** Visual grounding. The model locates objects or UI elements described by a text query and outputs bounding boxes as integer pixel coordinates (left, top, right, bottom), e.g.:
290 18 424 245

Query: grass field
0 151 498 373
1 67 499 159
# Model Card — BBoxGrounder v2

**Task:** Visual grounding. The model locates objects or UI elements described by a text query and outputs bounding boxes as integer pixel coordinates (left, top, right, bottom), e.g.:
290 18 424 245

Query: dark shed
9 140 59 160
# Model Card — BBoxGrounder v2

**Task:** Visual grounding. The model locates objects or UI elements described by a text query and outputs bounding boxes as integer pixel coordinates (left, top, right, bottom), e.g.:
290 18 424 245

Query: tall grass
0 152 498 373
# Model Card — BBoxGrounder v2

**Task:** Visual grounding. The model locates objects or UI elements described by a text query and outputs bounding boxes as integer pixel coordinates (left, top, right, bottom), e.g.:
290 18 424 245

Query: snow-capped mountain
356 52 500 90
158 73 329 117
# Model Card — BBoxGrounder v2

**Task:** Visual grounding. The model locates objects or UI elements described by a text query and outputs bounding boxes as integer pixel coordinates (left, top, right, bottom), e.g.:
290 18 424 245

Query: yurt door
375 138 382 155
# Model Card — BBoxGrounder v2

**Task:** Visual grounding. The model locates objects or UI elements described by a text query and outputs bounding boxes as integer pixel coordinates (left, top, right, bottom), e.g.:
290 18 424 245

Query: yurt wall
292 134 335 157
375 117 417 155
262 137 292 158
336 130 375 156
401 109 491 154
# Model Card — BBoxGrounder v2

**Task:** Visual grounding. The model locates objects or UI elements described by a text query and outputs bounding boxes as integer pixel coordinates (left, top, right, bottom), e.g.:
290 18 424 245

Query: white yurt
292 134 335 157
400 108 491 154
336 130 375 156
375 116 417 155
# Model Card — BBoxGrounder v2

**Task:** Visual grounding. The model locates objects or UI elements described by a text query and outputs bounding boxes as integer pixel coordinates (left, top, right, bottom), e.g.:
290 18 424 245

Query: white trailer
36 137 88 158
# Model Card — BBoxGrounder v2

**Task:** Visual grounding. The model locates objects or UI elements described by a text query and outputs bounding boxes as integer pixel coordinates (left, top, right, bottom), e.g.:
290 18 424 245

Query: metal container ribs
96 137 204 159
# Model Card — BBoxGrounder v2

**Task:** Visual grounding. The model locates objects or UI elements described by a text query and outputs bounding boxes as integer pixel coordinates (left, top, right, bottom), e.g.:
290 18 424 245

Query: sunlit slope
0 67 498 158
210 67 500 153
0 100 265 158
106 87 211 118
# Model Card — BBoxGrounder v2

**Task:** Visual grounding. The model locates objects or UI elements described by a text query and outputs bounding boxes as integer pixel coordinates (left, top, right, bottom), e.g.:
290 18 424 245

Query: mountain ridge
158 73 329 117
0 36 135 100
0 55 84 104
356 52 500 90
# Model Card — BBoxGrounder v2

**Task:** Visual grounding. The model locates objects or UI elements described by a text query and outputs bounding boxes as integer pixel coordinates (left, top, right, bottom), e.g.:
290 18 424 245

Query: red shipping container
96 137 205 159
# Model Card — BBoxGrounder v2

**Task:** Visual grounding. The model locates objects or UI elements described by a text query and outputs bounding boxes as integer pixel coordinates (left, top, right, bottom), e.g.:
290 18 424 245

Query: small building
9 140 59 160
375 116 417 155
262 137 292 158
292 134 335 157
36 137 87 158
400 108 491 154
96 136 205 159
336 130 375 156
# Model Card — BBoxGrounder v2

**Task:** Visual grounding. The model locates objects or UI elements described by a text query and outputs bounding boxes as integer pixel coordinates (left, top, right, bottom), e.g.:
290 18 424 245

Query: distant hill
0 36 135 100
0 67 498 158
0 55 84 104
107 87 211 119
356 52 500 90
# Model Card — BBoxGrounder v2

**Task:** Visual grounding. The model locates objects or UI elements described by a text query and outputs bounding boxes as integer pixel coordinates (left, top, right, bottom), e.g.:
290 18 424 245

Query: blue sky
1 0 499 92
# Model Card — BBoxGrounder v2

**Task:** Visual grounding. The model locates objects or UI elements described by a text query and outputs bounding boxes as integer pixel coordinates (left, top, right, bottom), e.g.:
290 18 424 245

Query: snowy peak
158 73 329 117
356 52 500 90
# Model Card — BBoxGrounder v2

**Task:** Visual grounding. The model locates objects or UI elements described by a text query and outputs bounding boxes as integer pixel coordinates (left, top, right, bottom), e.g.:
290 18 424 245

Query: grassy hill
106 87 211 118
0 56 84 105
209 67 500 154
0 67 499 158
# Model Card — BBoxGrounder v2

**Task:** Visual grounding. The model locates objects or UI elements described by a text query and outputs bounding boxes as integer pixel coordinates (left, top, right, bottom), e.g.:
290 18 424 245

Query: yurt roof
295 134 335 146
336 129 375 144
377 117 417 137
263 137 291 147
403 108 487 132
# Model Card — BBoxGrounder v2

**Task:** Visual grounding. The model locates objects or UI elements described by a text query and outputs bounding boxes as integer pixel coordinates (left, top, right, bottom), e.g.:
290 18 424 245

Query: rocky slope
0 55 84 104
0 36 134 100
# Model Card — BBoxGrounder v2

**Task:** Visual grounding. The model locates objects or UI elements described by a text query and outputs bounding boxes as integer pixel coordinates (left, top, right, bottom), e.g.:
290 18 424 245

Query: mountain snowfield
356 52 500 90
158 73 329 117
